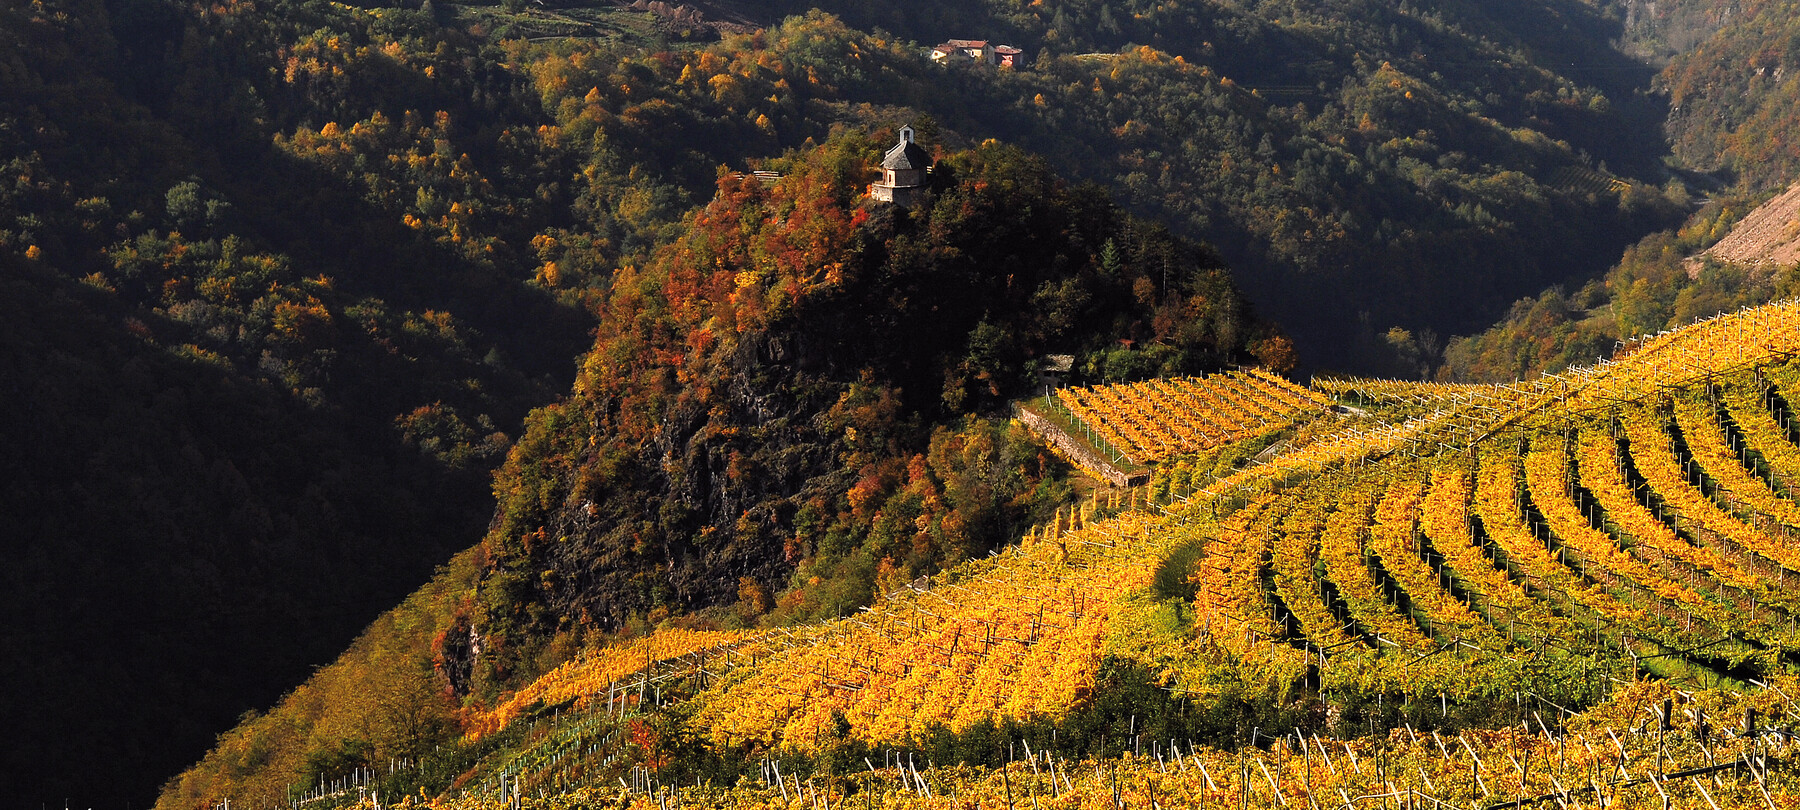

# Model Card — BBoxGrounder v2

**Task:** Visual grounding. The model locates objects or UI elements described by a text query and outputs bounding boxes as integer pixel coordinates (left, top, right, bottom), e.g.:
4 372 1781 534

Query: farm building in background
931 39 1026 67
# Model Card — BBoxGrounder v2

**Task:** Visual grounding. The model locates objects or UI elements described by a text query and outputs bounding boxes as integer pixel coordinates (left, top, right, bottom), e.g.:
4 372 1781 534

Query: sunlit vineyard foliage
1052 369 1327 463
466 630 753 739
186 301 1800 809
685 509 1181 750
389 680 1800 810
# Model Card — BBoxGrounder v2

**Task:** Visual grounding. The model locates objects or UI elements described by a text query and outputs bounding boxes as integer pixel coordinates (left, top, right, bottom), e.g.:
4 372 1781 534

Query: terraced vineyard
687 510 1183 751
258 302 1800 810
1049 369 1328 464
430 686 1800 810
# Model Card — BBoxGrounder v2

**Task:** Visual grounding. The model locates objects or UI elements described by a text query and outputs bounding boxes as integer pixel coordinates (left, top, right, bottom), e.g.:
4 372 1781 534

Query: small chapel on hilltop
869 125 931 207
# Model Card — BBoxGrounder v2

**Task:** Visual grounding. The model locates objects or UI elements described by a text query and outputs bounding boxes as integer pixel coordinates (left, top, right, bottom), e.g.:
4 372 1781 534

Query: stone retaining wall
1016 406 1149 488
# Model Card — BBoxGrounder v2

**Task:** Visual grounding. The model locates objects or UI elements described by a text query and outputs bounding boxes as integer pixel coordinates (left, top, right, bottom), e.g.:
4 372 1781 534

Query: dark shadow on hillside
0 263 488 808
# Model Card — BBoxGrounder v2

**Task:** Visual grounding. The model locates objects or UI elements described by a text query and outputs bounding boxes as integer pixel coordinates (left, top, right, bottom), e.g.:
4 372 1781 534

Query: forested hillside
1440 198 1800 381
387 0 1695 371
1437 0 1800 380
701 0 1691 370
1660 0 1800 191
0 2 588 804
1 0 1766 801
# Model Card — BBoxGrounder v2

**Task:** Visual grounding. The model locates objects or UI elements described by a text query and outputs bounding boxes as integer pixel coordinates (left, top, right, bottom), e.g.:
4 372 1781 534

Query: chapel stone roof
882 126 931 171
